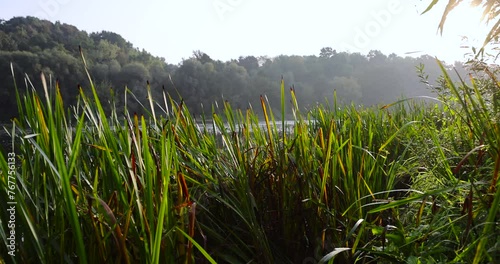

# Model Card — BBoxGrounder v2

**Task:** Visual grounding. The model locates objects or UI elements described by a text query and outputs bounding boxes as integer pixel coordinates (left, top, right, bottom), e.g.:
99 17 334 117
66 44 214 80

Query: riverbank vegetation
2 2 500 262
0 47 499 262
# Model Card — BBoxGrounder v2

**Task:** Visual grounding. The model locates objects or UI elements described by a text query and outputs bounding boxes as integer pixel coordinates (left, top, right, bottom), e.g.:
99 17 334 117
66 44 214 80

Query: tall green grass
365 61 500 263
0 57 499 263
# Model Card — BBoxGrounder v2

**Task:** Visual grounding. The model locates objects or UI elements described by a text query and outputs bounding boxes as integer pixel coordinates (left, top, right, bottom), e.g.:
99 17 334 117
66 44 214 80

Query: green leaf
421 0 439 15
319 248 351 263
175 227 217 264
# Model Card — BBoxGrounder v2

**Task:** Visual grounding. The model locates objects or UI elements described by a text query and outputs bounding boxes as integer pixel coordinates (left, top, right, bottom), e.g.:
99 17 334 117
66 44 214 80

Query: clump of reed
0 56 499 263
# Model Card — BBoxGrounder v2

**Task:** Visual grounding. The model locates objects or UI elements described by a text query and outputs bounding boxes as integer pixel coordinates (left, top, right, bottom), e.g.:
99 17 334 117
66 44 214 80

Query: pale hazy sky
0 0 492 64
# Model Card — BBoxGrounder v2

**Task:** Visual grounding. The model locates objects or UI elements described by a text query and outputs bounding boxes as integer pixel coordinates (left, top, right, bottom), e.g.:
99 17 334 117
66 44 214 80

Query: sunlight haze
0 0 491 63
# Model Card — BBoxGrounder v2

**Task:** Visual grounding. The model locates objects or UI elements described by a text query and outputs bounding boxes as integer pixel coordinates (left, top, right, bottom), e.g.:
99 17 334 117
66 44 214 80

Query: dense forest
0 16 466 121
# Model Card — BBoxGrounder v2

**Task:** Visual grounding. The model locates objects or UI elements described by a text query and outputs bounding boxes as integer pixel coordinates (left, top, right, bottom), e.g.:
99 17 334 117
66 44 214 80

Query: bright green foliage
0 56 499 263
365 61 500 263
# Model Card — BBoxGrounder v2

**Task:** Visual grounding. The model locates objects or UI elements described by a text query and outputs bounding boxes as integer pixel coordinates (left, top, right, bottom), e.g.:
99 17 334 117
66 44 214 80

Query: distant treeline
0 16 466 121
